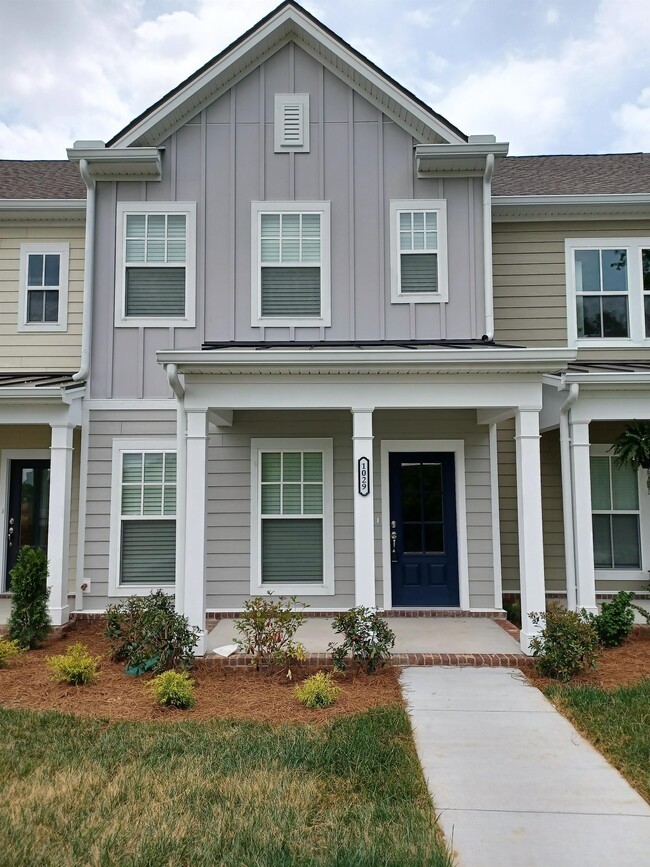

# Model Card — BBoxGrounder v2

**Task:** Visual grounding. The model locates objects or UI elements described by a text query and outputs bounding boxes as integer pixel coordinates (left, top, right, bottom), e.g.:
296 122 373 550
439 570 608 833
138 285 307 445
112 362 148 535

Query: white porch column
351 408 376 607
570 420 597 613
183 408 208 655
515 409 546 653
47 425 74 626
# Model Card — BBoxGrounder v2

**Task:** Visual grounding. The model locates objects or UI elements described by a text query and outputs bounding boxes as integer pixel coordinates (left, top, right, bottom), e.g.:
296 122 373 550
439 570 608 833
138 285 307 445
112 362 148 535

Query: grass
545 680 650 802
0 705 453 867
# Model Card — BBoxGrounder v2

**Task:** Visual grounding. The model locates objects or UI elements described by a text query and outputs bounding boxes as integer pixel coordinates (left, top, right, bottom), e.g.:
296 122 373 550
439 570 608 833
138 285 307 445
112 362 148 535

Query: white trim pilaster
352 408 376 607
489 423 503 609
47 425 74 626
183 408 208 654
570 420 597 613
515 409 546 653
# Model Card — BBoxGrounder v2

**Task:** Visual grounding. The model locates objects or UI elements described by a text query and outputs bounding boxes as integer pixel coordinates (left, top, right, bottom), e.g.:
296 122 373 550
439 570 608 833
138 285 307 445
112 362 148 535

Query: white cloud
545 7 559 25
405 9 433 28
612 87 650 152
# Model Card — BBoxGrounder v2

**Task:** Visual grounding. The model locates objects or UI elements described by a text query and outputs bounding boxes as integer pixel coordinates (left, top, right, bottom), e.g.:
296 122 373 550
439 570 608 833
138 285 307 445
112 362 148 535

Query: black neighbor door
5 460 50 590
389 452 459 607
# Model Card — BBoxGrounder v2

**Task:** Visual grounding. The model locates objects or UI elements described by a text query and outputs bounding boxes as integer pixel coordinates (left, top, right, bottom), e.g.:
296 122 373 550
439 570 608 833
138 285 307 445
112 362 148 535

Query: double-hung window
390 200 448 303
18 243 69 332
109 440 177 594
567 238 650 345
116 202 196 327
251 438 334 595
251 201 331 327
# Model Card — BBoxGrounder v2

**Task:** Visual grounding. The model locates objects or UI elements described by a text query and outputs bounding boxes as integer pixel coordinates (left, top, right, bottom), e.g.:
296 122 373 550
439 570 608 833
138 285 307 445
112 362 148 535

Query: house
0 160 87 626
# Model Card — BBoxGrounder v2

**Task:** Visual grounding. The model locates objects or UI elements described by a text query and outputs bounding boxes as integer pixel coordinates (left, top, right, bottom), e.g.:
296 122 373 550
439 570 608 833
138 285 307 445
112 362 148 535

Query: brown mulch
0 621 403 725
526 626 650 690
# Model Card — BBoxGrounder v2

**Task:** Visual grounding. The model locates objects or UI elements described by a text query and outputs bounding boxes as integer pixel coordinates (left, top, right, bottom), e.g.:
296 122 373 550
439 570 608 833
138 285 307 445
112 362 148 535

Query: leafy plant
234 594 308 674
529 605 600 682
610 421 650 490
147 670 196 709
104 590 200 674
7 546 51 649
294 671 341 708
590 591 636 647
0 637 23 668
47 643 101 685
328 607 396 674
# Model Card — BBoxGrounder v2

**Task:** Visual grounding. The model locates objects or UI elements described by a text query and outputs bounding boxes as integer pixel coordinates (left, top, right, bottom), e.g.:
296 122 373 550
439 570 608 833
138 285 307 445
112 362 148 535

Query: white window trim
274 93 310 153
389 199 449 304
17 242 69 333
566 237 650 348
115 201 196 328
250 437 334 596
250 201 331 328
108 438 177 597
591 444 650 583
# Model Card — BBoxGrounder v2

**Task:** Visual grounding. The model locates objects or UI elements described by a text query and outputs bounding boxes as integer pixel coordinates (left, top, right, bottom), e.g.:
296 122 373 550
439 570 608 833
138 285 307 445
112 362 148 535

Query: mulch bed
0 621 402 725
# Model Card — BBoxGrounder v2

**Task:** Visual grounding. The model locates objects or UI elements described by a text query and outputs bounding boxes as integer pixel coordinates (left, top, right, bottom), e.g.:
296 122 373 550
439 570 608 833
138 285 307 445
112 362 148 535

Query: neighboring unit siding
0 224 84 371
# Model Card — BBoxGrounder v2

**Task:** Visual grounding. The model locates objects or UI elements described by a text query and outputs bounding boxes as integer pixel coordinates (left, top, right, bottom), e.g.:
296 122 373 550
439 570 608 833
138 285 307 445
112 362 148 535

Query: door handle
390 520 397 563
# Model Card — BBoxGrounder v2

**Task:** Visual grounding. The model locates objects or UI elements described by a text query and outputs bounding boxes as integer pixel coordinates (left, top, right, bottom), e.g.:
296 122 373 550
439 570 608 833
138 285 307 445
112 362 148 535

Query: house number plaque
358 457 370 496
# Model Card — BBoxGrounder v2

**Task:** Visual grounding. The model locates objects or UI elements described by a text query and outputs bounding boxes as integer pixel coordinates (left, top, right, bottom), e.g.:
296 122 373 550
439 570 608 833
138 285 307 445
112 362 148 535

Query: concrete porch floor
206 616 523 656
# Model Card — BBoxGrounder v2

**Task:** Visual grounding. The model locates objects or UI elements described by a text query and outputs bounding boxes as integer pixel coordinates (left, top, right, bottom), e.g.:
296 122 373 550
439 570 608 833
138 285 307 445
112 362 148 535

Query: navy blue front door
389 452 459 607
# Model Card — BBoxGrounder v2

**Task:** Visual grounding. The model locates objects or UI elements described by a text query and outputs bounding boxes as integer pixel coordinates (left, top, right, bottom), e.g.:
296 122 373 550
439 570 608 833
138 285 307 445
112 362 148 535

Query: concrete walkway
402 667 650 867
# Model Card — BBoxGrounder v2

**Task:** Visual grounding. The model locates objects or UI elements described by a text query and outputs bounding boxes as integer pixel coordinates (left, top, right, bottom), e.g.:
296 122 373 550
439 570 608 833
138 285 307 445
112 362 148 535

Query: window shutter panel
126 267 186 316
261 267 321 316
120 520 176 583
400 253 438 293
282 102 303 147
262 519 323 583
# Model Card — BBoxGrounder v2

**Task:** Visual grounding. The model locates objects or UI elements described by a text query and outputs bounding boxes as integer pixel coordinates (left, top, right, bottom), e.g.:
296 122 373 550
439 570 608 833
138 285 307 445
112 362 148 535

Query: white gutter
558 382 580 610
166 364 187 617
72 159 95 383
0 199 85 211
483 153 495 341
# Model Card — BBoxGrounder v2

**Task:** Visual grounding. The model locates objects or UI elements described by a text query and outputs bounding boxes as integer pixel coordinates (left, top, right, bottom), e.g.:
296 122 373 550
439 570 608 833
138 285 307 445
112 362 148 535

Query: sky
1 0 650 160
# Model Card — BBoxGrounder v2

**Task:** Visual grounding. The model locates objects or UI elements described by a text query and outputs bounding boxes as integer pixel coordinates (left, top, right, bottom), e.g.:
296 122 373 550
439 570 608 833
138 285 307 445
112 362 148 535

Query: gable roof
493 153 650 196
108 0 466 149
0 160 86 199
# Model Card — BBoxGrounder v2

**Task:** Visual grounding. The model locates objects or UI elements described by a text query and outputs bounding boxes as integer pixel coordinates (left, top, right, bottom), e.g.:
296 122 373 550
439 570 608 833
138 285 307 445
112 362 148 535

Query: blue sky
1 0 649 158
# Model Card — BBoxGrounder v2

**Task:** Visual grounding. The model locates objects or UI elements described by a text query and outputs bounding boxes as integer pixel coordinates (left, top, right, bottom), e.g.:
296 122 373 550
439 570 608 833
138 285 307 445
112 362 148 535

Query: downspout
166 364 187 615
482 152 495 342
73 159 95 382
559 381 580 610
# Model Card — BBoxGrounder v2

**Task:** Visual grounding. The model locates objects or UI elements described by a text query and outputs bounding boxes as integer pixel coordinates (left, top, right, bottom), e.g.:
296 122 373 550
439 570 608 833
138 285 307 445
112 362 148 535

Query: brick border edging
206 651 526 668
207 609 507 619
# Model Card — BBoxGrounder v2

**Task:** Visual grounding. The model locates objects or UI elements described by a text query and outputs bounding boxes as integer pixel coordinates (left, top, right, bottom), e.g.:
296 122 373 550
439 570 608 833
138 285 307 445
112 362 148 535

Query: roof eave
66 147 162 181
492 193 650 221
416 142 509 177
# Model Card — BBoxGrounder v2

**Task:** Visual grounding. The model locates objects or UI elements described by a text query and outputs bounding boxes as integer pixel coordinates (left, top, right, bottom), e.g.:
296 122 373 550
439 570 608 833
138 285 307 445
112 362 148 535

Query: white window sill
574 338 645 348
253 317 330 328
116 317 196 329
252 583 334 596
112 584 175 597
392 294 447 305
17 322 68 333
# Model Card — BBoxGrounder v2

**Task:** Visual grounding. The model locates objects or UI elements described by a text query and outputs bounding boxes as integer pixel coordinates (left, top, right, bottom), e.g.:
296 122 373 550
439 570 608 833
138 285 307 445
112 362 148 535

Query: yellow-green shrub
0 637 23 668
147 670 196 709
294 671 341 708
47 643 101 685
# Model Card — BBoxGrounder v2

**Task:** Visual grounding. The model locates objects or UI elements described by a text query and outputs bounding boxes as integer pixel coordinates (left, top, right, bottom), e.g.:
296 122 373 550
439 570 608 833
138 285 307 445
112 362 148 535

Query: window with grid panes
124 213 187 316
575 248 629 338
259 212 322 316
119 451 177 584
398 210 440 294
26 252 62 323
259 451 324 583
590 454 641 569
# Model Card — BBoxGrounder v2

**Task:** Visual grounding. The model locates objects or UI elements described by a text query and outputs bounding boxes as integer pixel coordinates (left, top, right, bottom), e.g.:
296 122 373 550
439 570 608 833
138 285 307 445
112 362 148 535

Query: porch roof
546 361 650 387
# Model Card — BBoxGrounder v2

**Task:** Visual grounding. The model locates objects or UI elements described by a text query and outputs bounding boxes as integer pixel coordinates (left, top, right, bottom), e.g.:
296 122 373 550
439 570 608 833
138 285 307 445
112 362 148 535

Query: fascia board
563 372 650 385
492 193 650 221
0 388 67 401
417 142 509 160
66 147 162 180
0 199 86 211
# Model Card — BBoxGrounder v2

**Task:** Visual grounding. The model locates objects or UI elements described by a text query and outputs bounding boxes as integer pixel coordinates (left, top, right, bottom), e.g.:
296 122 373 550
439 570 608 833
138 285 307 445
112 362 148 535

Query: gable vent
274 94 310 153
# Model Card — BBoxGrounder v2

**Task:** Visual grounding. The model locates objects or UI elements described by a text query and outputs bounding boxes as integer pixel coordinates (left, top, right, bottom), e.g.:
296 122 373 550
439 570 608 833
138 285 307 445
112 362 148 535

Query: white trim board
380 440 470 611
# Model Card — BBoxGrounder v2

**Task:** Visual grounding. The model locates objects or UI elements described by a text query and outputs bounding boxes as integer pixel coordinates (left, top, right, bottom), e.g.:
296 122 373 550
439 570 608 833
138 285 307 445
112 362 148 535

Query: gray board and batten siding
82 409 495 611
90 42 487 400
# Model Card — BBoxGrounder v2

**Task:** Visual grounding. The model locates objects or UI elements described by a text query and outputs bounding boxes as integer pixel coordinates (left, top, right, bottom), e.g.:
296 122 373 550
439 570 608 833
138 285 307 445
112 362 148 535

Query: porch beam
570 421 597 613
476 407 514 426
183 408 209 655
47 425 74 626
351 408 376 608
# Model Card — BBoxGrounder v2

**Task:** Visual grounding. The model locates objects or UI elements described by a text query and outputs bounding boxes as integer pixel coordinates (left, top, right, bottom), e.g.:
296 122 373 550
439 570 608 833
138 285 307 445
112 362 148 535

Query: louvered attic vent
274 94 310 153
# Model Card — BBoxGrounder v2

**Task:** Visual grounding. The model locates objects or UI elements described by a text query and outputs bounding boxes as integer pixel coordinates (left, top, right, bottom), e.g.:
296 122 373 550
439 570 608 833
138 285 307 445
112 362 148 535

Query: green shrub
294 671 341 708
104 590 200 674
47 643 101 685
147 670 196 709
590 591 636 647
7 546 51 649
0 637 23 667
328 607 396 674
529 606 600 682
235 594 308 674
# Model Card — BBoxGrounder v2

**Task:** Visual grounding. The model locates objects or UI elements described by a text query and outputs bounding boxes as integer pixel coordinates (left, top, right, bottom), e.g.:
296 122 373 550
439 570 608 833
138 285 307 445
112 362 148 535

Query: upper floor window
390 200 448 304
115 202 196 328
566 238 650 346
251 201 331 327
18 243 69 333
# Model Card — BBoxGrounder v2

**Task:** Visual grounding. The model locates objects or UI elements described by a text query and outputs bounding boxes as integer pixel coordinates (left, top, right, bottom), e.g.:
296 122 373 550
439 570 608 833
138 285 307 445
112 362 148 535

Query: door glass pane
590 457 611 510
36 468 49 548
612 514 641 568
20 469 35 546
424 523 444 554
401 463 421 522
592 514 612 567
403 523 422 554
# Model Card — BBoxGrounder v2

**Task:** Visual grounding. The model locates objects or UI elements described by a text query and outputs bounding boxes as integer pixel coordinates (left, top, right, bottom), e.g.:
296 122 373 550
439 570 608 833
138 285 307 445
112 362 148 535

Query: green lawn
0 705 452 867
546 681 650 802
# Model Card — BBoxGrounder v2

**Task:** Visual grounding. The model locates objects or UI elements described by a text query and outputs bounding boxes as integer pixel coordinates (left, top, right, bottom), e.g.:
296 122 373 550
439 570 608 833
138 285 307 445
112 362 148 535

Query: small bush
294 671 341 709
590 591 636 647
529 606 600 682
47 643 101 685
147 670 196 709
104 590 200 674
328 607 396 674
0 637 23 668
235 594 308 674
7 546 51 649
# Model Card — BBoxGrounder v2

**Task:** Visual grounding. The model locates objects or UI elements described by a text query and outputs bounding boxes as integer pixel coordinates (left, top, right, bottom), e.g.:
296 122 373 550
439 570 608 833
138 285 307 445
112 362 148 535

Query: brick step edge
205 651 527 668
207 609 507 619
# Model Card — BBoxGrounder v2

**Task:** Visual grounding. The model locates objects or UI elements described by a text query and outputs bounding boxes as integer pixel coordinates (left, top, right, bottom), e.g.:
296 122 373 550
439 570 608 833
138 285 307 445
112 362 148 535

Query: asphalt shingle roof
492 153 650 196
0 160 86 199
